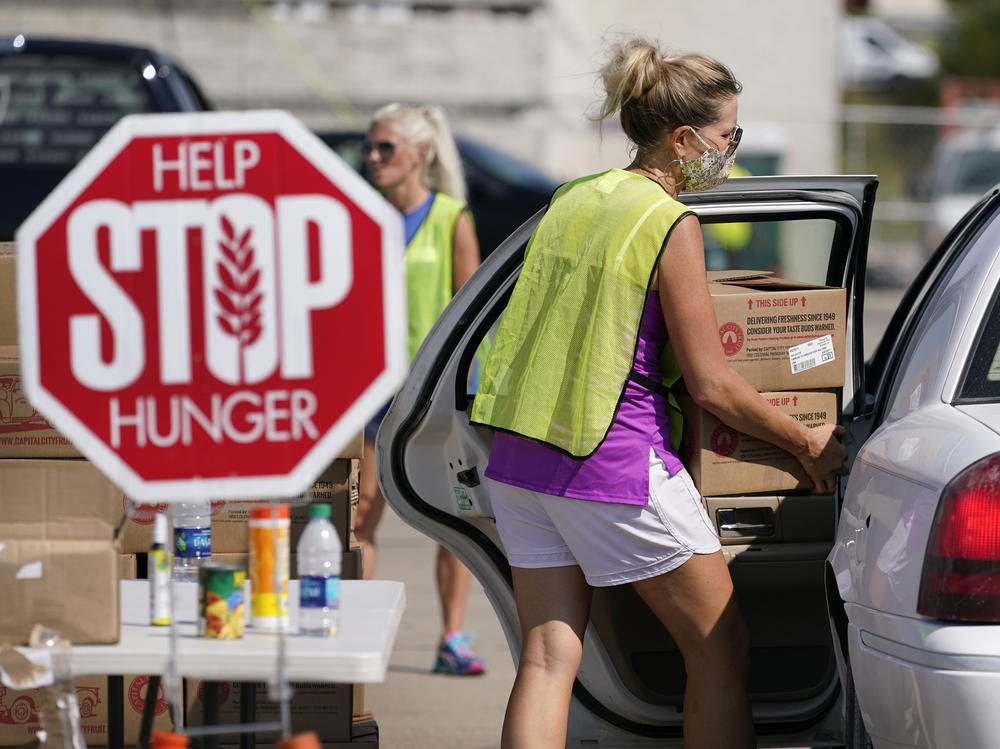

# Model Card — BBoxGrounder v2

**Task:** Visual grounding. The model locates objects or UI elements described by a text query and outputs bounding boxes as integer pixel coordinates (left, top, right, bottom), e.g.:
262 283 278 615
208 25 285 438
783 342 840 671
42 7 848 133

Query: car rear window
0 53 154 167
958 283 1000 403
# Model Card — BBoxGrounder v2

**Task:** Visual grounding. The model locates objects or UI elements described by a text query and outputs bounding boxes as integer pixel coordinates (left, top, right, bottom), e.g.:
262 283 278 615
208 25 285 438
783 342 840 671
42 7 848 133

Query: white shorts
488 448 722 587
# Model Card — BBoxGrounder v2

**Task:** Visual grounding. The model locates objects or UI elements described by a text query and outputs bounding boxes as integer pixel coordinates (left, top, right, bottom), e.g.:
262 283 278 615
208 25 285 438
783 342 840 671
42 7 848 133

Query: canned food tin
248 504 290 630
198 564 246 639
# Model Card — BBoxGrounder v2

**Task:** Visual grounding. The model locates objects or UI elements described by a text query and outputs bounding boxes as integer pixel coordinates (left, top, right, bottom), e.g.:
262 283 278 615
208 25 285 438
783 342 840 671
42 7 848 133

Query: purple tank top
484 291 684 506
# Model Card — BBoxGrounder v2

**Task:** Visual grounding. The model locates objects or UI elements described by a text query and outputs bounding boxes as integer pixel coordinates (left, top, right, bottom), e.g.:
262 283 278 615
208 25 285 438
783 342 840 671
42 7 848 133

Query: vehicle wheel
843 668 873 749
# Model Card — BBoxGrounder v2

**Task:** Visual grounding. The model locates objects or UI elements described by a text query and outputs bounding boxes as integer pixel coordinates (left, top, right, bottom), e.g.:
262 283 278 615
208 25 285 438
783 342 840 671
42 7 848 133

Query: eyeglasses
359 139 396 160
692 124 742 159
723 125 743 158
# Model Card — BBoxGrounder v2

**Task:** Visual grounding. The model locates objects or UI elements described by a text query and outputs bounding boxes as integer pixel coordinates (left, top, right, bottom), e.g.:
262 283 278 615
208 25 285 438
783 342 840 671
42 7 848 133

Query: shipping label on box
120 460 358 553
185 680 353 742
679 390 839 496
708 272 846 391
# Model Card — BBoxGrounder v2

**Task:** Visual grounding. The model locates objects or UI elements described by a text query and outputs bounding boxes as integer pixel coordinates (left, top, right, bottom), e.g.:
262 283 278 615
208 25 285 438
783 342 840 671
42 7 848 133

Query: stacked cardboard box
0 460 123 645
0 674 175 748
0 243 374 740
119 454 360 556
678 271 845 496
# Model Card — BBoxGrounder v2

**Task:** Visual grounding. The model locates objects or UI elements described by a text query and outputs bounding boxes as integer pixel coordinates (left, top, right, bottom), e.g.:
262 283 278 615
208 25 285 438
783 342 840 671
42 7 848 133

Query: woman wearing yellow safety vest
470 38 848 748
357 103 486 676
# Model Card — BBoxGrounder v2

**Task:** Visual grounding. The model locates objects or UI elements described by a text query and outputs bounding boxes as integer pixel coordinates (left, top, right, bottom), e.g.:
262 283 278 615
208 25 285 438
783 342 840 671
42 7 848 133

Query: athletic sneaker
433 631 486 675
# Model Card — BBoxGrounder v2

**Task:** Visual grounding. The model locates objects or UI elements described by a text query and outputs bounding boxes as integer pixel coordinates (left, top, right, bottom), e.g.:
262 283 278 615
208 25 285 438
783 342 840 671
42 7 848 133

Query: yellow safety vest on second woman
470 168 692 457
405 192 466 360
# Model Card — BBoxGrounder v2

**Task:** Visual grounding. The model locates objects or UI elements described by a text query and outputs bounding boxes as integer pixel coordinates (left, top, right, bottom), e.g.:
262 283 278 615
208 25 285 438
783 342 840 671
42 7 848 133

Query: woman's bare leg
436 544 472 635
355 437 385 579
631 551 755 749
502 565 592 749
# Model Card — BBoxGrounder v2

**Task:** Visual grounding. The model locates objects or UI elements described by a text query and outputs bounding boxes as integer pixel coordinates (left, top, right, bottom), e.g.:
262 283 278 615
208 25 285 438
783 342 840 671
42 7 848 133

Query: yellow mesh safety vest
470 169 692 457
405 192 466 360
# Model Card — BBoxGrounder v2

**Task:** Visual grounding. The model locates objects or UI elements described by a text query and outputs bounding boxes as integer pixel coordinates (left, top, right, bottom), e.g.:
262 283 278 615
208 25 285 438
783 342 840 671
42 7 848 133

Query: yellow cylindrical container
249 504 290 630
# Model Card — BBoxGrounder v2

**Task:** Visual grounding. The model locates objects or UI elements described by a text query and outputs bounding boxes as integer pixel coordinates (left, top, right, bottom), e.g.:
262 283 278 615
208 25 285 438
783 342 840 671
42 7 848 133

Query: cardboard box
119 554 138 580
184 680 354 743
708 271 845 391
0 248 14 347
0 460 121 645
121 459 358 554
0 676 107 747
0 346 82 458
323 714 379 747
0 675 173 747
679 390 839 496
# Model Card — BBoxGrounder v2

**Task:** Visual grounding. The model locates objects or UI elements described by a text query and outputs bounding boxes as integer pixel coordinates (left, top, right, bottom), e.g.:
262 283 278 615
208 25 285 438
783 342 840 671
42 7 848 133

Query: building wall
5 0 841 181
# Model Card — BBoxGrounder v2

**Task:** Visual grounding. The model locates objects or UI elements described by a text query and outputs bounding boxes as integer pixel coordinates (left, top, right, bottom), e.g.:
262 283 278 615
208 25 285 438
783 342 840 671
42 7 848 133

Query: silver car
377 174 1000 748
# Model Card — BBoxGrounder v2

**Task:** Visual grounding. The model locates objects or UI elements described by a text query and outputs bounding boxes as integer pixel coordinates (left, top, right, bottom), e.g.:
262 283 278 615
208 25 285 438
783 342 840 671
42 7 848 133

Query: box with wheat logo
677 390 839 496
0 675 173 747
708 271 845 392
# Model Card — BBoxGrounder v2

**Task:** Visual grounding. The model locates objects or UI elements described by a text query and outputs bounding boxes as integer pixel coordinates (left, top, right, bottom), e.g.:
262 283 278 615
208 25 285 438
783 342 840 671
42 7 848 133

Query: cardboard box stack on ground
678 272 846 496
0 674 174 747
184 681 358 744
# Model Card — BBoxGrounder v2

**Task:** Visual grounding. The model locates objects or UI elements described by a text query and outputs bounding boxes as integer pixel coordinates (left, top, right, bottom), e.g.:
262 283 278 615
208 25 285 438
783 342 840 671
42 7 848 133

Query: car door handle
716 509 775 536
719 522 774 534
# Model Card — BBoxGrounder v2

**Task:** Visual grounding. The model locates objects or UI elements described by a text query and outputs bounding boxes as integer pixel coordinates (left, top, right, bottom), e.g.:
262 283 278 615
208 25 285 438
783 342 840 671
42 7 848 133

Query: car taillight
918 452 1000 622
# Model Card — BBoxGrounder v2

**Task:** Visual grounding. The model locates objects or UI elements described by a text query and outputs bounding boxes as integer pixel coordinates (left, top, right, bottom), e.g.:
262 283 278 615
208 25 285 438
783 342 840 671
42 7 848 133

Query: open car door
377 175 877 747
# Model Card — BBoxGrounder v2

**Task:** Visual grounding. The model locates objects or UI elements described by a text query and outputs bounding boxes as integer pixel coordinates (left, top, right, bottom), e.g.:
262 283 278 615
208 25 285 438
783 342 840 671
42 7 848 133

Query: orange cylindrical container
248 504 290 630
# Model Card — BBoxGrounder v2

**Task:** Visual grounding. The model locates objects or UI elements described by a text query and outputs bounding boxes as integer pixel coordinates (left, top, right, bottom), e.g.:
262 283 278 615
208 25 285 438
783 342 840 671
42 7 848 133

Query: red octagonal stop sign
16 111 407 502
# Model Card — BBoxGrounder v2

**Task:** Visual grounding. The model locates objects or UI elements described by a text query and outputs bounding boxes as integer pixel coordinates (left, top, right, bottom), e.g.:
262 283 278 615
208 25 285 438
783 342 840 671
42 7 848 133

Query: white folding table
16 578 405 749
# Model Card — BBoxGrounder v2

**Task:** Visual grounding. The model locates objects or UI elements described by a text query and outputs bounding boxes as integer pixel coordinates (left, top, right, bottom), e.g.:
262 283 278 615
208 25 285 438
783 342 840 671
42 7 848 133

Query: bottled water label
174 527 211 559
300 575 340 609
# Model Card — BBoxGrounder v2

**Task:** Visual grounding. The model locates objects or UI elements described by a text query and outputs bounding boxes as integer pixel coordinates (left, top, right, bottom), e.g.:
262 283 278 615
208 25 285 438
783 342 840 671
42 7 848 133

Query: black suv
0 35 212 240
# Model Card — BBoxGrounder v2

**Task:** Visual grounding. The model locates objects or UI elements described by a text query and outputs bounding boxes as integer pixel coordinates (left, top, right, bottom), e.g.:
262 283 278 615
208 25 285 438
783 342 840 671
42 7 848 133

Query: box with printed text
708 271 845 391
0 674 174 747
0 346 82 458
678 389 839 496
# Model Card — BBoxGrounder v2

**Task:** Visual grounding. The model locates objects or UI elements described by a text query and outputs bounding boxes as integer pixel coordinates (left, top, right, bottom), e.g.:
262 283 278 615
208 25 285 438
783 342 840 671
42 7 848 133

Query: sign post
16 111 407 502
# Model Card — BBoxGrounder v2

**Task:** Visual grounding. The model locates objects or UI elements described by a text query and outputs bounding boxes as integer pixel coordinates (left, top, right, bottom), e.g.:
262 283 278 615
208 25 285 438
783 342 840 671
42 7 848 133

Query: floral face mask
675 126 739 192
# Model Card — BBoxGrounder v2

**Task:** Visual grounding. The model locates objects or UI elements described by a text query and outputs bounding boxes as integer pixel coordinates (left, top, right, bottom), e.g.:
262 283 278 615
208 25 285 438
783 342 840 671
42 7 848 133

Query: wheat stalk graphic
215 215 263 383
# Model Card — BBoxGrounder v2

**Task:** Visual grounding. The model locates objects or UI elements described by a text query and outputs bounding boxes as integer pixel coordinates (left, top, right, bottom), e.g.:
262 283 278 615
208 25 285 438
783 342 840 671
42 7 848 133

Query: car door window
702 217 837 283
958 284 1000 402
0 53 155 167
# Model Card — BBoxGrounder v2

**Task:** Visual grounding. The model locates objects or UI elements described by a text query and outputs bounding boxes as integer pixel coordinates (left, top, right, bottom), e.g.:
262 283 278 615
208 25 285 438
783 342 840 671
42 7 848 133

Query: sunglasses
723 125 743 158
691 124 743 159
359 139 396 160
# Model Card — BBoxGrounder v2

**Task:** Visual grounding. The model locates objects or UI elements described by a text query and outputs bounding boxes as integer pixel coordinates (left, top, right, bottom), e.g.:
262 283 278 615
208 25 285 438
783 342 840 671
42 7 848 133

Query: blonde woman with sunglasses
356 103 486 676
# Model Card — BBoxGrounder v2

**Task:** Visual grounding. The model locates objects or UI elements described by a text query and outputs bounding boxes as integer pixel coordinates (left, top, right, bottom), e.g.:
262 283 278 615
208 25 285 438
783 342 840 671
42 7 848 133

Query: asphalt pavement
363 506 514 749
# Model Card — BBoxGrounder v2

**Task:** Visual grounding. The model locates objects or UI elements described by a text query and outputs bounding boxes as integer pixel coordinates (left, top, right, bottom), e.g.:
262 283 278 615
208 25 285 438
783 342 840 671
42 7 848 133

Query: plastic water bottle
172 500 212 582
297 503 341 636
